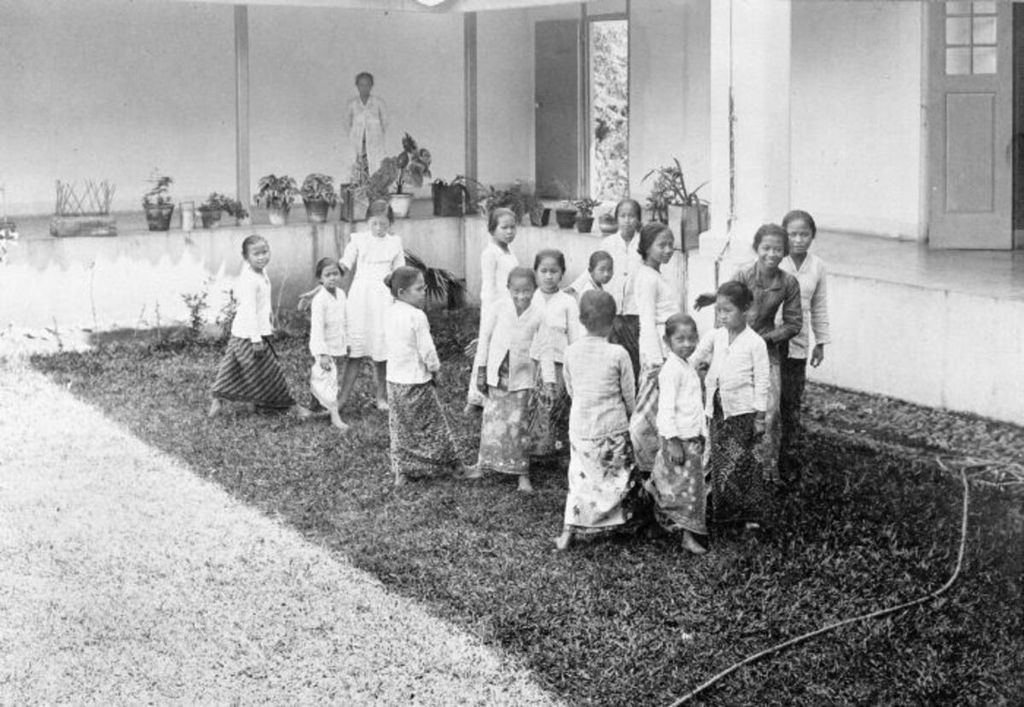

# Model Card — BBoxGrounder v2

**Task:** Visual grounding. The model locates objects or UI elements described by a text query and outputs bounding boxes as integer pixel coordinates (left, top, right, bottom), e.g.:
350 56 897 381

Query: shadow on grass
30 313 1024 706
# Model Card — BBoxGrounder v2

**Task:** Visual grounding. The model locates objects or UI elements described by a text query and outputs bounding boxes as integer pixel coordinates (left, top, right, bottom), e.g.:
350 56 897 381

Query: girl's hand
753 413 766 439
463 337 478 359
666 438 686 466
476 367 488 396
319 354 333 371
253 340 266 358
810 344 825 368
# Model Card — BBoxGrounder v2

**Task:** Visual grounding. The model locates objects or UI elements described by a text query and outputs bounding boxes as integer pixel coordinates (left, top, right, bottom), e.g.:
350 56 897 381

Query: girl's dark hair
579 290 616 330
241 234 266 258
383 265 423 297
507 266 537 288
488 207 516 234
533 248 566 273
782 209 817 237
355 71 374 86
752 223 790 256
716 280 754 311
637 222 674 259
366 199 394 224
588 250 613 271
614 198 642 222
664 313 697 339
315 257 339 280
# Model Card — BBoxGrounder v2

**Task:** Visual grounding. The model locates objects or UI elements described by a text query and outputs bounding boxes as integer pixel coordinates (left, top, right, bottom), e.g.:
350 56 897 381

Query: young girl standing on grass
646 314 707 555
690 281 769 529
308 257 350 431
466 266 542 493
571 250 614 301
779 210 829 480
555 290 642 551
528 249 580 465
465 207 519 413
339 199 406 412
209 235 310 419
384 266 463 486
628 222 680 475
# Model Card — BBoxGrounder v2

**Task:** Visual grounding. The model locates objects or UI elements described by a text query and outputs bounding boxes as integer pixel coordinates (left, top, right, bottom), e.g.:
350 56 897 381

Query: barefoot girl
627 222 680 475
568 198 643 379
308 257 350 431
339 199 406 411
690 281 769 529
571 250 614 301
467 266 542 493
209 235 310 419
779 210 829 479
728 224 801 484
646 314 708 554
555 290 643 551
384 266 463 486
528 249 580 464
466 207 519 412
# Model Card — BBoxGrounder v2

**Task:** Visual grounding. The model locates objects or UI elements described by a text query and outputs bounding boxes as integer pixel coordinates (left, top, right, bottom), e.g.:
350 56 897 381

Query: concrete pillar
700 0 791 262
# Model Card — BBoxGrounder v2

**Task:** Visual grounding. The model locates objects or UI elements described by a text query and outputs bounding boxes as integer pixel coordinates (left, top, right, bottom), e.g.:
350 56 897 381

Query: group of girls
207 196 829 555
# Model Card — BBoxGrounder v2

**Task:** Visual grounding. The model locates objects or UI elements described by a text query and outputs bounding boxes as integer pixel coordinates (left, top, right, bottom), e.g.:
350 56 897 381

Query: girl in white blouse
527 249 580 462
308 258 350 432
384 266 463 486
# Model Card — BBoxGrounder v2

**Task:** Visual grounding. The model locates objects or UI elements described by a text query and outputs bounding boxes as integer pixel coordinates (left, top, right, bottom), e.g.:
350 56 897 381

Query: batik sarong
476 364 532 476
563 433 647 534
646 437 707 535
629 362 662 473
527 363 570 463
211 336 295 409
609 314 640 386
388 381 460 479
707 394 769 525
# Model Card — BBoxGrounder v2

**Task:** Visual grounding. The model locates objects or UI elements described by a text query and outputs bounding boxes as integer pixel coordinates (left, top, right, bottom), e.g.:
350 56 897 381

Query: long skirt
563 433 647 534
757 352 783 484
609 314 640 386
646 437 708 535
779 356 807 470
388 381 460 479
527 363 570 463
211 336 295 409
476 369 532 476
707 395 768 525
629 363 662 474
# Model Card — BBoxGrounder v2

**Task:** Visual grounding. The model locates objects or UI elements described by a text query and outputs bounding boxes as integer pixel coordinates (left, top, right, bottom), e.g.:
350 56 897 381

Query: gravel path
0 362 558 705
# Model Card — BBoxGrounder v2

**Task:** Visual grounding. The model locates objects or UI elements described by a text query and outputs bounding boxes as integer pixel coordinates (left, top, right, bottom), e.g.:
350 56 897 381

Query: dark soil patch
31 312 1024 705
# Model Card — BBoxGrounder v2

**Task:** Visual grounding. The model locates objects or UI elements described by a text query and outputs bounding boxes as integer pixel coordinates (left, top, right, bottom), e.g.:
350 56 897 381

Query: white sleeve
636 271 662 366
309 294 326 357
811 265 830 346
415 312 441 373
340 234 359 272
655 365 679 438
751 336 770 413
565 295 581 345
479 248 497 309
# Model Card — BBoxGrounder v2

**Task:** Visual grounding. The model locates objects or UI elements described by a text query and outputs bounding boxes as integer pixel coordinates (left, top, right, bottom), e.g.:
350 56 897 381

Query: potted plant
405 250 466 311
340 154 397 222
300 173 338 224
197 192 243 229
574 197 600 233
597 211 618 234
554 200 577 229
254 174 298 226
431 176 470 217
643 158 709 249
142 172 174 231
388 132 432 219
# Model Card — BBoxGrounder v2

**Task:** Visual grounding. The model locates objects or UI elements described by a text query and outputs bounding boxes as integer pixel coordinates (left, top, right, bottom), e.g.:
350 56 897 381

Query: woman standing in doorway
345 71 388 176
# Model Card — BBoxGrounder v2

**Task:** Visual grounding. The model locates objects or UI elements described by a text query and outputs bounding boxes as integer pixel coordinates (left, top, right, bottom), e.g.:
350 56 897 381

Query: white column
234 6 251 210
700 0 791 263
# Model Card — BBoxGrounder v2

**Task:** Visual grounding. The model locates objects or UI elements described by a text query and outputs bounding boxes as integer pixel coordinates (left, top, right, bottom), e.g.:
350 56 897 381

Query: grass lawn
30 311 1024 705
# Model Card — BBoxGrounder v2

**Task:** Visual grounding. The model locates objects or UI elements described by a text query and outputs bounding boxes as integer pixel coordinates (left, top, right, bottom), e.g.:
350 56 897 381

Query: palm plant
404 250 465 310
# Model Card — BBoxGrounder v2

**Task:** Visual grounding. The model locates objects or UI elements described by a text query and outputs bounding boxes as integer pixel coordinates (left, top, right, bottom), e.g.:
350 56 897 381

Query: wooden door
928 1 1013 249
535 19 580 199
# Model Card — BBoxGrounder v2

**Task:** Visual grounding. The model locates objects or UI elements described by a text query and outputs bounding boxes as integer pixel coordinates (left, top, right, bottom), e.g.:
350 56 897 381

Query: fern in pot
254 174 298 226
300 173 338 224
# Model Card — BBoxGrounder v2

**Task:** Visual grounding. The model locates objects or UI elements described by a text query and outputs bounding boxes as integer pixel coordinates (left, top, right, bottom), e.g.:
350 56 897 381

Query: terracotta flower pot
304 199 331 224
268 206 289 226
389 193 414 219
555 208 577 229
576 216 595 233
198 207 221 229
144 203 174 231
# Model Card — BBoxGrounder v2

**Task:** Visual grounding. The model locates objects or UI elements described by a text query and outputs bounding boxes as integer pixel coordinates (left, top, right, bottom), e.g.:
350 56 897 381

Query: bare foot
330 412 350 432
682 531 707 555
517 476 534 494
394 473 408 487
207 399 223 418
375 400 389 412
553 529 573 552
292 405 313 420
461 464 484 480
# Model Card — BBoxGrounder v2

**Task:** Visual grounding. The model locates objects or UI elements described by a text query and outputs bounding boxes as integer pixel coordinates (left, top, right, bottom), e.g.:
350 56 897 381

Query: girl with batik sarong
384 266 463 486
465 267 542 493
628 222 681 476
308 257 350 432
690 281 770 530
209 235 310 420
555 290 644 551
646 314 708 555
527 249 580 466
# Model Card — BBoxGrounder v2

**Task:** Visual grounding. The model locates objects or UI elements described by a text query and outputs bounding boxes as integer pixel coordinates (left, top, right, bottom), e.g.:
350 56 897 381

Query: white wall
790 1 924 240
629 0 711 202
0 0 464 215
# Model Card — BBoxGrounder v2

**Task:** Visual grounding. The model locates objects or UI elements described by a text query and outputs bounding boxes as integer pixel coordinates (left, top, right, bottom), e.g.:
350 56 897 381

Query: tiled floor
815 231 1024 302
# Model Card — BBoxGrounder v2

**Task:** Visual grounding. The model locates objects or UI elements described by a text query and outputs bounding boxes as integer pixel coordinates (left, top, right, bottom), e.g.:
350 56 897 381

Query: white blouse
230 265 273 343
384 300 440 385
656 352 707 441
479 241 519 315
632 264 680 367
690 326 769 419
528 289 581 383
569 231 642 313
309 287 348 357
780 252 831 359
